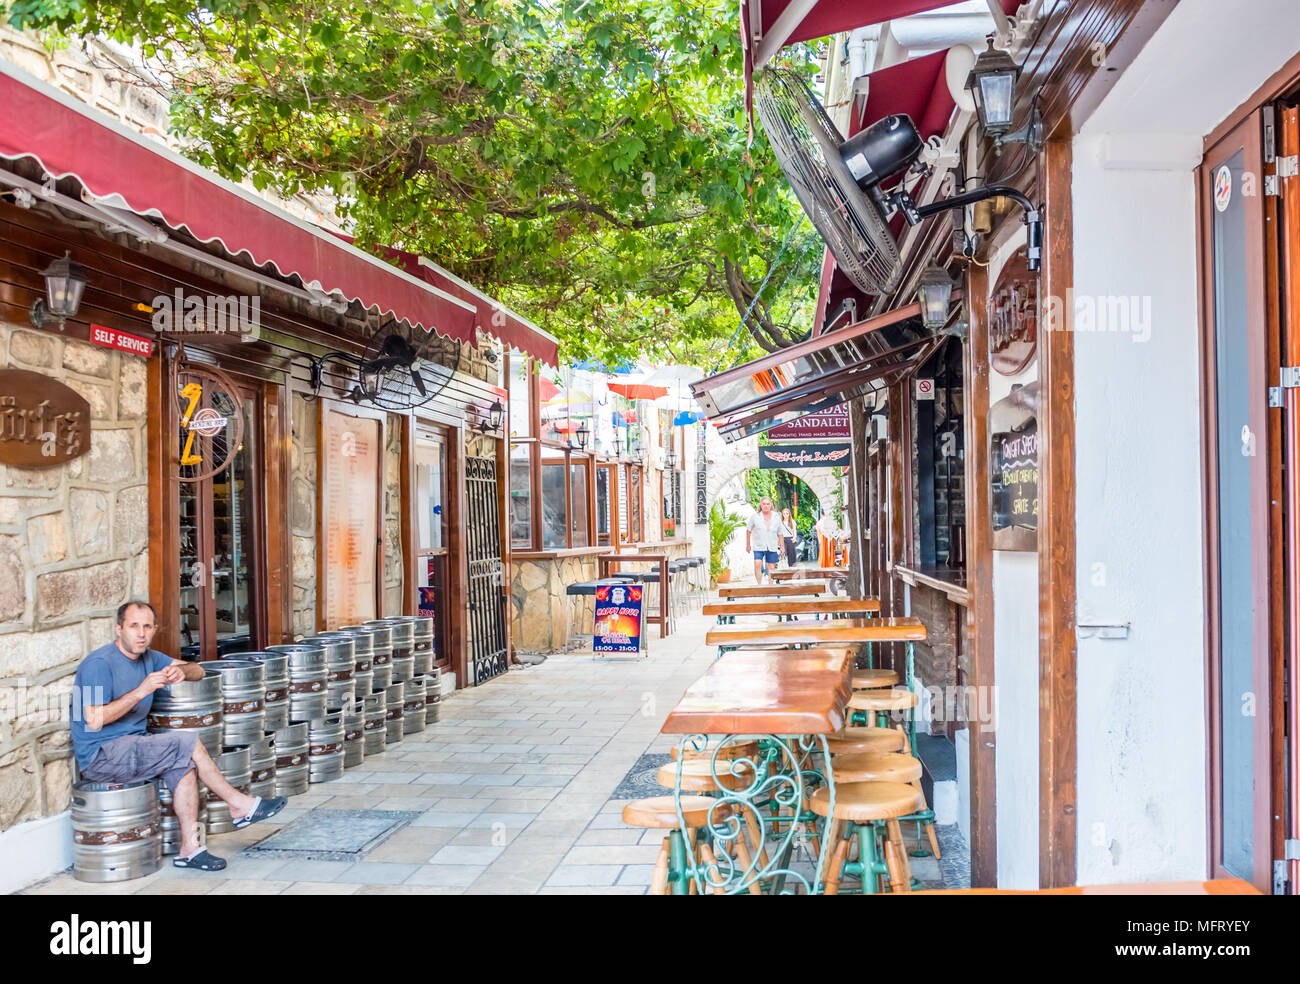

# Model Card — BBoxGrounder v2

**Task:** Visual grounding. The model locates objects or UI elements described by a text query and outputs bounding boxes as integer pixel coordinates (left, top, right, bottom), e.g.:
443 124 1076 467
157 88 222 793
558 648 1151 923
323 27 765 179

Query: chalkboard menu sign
990 383 1039 551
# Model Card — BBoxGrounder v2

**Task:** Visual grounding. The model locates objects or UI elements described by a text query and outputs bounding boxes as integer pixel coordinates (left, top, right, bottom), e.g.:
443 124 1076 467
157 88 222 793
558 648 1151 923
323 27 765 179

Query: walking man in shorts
70 600 285 871
745 497 782 585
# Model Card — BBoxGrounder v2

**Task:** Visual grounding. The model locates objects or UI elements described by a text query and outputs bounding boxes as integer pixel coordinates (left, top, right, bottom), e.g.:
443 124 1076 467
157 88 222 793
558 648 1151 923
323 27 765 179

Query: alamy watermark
151 289 260 335
0 679 103 728
1038 291 1152 343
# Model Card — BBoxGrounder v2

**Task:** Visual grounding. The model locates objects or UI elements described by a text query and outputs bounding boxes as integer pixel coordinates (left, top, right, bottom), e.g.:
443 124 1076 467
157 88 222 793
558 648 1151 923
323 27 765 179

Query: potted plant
709 500 745 587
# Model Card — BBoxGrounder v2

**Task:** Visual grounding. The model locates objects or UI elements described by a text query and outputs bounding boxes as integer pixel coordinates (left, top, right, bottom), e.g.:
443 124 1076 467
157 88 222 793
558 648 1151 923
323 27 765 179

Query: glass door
1201 111 1273 891
415 425 451 670
177 374 264 659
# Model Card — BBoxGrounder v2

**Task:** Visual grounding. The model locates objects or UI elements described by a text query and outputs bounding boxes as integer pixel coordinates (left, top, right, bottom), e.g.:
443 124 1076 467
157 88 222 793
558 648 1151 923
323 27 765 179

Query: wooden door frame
1197 110 1274 892
405 418 459 673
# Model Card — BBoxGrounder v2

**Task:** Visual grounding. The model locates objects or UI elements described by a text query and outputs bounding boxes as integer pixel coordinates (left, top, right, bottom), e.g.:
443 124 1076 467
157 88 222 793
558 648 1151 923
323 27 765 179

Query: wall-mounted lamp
916 264 955 331
965 40 1042 155
30 251 87 331
574 420 589 450
474 400 505 435
664 447 677 470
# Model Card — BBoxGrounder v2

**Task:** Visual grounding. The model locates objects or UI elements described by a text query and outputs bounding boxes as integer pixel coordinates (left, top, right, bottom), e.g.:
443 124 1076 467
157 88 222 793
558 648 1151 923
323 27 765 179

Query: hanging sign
593 583 642 654
0 368 90 467
90 324 154 358
990 246 1038 376
695 425 708 525
758 442 851 470
990 384 1039 551
767 405 850 441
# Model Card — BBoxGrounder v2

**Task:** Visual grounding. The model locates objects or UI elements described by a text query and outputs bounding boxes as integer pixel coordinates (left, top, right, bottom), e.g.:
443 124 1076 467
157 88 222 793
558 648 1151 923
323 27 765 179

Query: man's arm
83 672 169 732
170 659 205 682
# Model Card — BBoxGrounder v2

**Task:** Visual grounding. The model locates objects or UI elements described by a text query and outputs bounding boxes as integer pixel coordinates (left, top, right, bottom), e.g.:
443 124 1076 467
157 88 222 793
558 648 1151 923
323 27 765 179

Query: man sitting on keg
70 600 286 871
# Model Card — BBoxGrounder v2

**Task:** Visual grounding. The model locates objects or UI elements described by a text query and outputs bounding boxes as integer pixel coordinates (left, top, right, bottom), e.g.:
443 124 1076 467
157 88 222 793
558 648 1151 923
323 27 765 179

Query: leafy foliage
708 498 745 583
4 0 823 365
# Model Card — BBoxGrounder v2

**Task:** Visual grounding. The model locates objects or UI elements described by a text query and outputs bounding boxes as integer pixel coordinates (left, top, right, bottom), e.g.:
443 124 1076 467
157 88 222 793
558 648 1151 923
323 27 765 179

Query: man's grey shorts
81 732 199 792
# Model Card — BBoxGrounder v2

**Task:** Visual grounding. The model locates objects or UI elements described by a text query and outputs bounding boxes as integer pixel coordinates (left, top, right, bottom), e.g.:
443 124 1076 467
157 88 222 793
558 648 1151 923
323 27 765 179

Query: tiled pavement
22 600 951 895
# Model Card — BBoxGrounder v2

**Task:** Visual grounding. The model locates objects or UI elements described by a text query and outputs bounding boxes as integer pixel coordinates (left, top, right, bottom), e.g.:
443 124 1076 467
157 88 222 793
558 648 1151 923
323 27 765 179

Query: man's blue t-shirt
70 642 173 771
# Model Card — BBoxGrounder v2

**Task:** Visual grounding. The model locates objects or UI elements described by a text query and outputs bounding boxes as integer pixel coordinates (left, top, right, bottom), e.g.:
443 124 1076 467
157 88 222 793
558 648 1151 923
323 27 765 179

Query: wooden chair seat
657 759 753 793
848 688 918 712
809 781 925 822
831 752 923 784
824 727 907 755
670 739 759 762
622 795 731 830
851 668 899 689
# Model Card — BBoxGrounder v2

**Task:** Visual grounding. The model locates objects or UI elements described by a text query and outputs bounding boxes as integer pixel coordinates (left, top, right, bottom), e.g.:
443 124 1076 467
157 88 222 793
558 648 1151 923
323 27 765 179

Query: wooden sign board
0 368 90 467
990 246 1038 376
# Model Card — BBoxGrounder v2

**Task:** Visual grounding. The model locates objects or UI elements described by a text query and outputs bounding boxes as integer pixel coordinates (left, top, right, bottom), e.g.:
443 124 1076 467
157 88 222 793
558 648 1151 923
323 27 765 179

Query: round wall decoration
989 245 1038 376
170 360 245 483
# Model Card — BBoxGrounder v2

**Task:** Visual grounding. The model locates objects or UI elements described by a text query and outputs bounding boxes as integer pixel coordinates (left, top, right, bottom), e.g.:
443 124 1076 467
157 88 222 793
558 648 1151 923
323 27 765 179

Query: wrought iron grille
466 455 508 685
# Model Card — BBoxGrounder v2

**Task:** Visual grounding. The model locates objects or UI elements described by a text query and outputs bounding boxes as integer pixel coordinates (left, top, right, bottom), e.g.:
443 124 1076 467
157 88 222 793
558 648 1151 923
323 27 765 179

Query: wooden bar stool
809 782 924 894
824 726 907 756
851 668 898 690
848 687 918 730
622 796 742 894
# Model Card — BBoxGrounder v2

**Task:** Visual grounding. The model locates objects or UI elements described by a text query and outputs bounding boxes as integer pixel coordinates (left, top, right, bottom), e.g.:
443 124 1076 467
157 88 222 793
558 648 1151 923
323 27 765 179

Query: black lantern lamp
575 420 590 450
916 263 955 331
665 446 677 470
475 400 505 435
30 251 87 331
965 40 1020 138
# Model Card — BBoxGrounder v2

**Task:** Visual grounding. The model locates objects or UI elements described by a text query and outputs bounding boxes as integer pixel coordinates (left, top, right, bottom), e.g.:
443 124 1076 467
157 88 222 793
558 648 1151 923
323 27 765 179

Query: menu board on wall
617 467 629 541
323 410 380 626
990 385 1039 551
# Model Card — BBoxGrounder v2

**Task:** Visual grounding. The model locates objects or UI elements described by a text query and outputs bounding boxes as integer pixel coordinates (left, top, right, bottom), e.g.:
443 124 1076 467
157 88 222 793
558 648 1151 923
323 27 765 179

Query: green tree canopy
5 0 824 365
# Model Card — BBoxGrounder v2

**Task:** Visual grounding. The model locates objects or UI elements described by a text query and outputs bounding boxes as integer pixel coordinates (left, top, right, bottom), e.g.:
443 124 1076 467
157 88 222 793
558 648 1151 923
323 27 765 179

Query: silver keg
402 615 435 676
403 675 426 735
371 618 414 683
156 779 208 857
247 733 277 798
241 651 290 731
344 623 391 690
273 722 310 797
342 707 365 768
148 666 222 755
307 715 345 783
343 629 374 708
206 746 252 833
384 681 404 744
209 659 267 746
425 666 442 724
267 643 327 723
302 633 356 713
362 691 386 755
71 780 163 883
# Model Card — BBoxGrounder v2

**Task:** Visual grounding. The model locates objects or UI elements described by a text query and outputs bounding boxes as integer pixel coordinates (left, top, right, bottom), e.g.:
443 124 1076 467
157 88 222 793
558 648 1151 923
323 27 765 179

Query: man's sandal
231 795 287 830
172 848 226 871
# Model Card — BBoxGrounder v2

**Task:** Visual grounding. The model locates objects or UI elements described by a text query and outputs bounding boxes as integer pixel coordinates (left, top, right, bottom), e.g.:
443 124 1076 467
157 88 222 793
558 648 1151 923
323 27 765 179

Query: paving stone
544 865 624 887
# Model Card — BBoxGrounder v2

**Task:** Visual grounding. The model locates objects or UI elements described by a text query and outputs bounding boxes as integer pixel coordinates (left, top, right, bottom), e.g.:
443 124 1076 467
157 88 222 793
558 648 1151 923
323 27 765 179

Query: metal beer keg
307 715 345 783
147 667 222 755
206 746 252 833
240 651 289 731
272 722 310 797
266 643 327 723
209 659 266 746
71 780 162 883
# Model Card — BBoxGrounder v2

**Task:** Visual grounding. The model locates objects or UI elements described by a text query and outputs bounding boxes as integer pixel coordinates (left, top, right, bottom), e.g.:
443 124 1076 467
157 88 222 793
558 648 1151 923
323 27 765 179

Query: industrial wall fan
754 67 1041 296
307 320 454 411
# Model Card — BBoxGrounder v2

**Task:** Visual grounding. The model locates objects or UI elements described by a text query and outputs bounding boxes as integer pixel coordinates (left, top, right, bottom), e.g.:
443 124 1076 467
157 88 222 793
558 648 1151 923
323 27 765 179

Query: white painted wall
1065 0 1300 884
985 232 1042 888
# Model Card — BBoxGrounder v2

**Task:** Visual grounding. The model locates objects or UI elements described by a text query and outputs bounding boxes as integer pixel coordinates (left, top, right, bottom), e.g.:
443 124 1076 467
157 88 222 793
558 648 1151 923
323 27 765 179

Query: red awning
0 62 483 343
851 47 953 142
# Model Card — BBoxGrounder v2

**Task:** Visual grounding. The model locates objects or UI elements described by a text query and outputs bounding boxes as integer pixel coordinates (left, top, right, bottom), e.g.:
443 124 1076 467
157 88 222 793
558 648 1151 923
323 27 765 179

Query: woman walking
779 507 798 567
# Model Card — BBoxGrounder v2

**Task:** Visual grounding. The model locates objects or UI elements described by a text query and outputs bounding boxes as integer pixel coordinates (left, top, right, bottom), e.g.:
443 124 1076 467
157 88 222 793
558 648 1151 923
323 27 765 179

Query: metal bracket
1278 155 1299 178
1286 838 1300 860
1265 174 1279 197
1275 859 1288 896
1270 387 1284 408
1281 365 1300 388
1077 623 1131 640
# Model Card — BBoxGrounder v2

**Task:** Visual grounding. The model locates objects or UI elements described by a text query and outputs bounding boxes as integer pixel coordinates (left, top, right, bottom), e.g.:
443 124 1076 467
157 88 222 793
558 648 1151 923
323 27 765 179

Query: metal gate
465 455 508 685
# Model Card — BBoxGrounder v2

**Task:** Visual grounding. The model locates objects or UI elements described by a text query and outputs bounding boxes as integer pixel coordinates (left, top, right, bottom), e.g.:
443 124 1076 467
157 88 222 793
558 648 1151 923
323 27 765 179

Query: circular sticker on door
188 406 228 436
1213 164 1232 212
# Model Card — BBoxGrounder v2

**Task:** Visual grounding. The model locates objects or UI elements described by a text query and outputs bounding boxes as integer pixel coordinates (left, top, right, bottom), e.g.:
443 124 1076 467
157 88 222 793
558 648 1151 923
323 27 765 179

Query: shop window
569 460 589 547
541 448 568 549
509 442 533 548
320 407 382 627
414 427 451 669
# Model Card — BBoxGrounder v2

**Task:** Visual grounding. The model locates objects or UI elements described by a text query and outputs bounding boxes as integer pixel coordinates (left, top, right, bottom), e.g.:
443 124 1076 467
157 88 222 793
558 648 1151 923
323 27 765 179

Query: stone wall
0 320 150 833
383 413 403 616
290 393 317 638
510 542 692 655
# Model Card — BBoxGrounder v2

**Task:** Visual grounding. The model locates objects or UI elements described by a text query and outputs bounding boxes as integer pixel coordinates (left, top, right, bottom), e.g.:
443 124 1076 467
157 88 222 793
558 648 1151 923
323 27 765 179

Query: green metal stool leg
668 829 690 895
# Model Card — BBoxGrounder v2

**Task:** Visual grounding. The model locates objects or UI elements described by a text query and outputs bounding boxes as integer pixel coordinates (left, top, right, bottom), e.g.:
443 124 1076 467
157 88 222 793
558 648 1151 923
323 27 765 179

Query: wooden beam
963 260 997 888
1037 136 1078 889
847 400 870 599
145 350 180 659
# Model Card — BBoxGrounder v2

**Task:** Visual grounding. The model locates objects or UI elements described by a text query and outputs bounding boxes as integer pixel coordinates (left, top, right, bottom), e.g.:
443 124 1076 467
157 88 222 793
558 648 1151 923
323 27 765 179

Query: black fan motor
838 114 924 191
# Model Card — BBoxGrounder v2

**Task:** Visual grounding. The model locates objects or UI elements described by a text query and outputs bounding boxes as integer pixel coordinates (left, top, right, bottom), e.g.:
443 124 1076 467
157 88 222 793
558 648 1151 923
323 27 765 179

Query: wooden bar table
703 598 880 624
718 582 828 599
660 649 854 895
771 567 846 582
596 553 670 638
